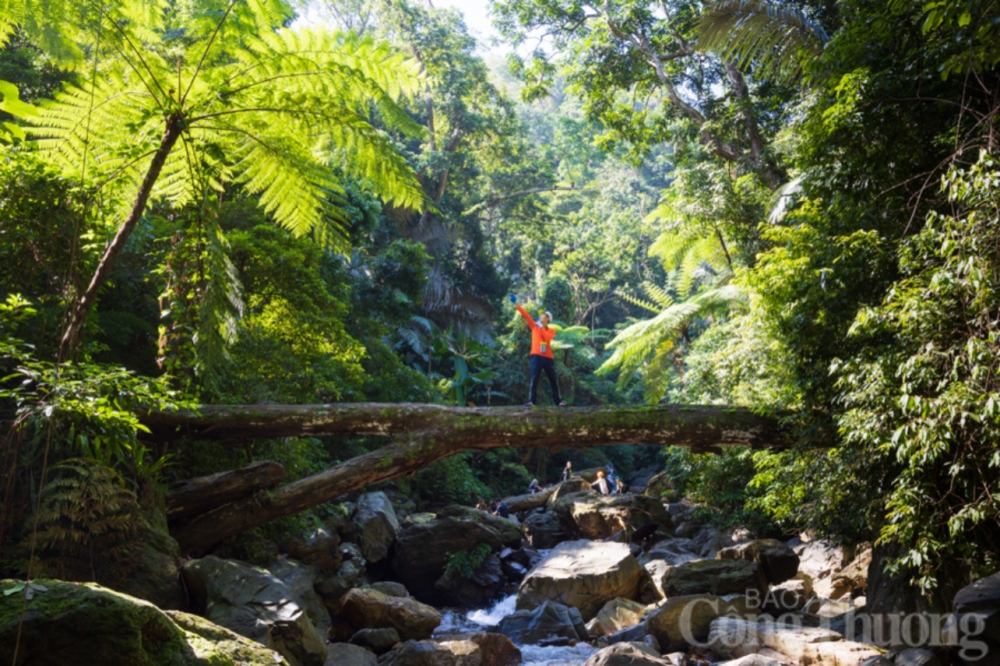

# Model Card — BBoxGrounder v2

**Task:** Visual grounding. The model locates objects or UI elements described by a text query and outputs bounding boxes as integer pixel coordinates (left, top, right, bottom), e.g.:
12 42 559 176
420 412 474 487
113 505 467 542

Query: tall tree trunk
58 114 184 362
150 403 800 553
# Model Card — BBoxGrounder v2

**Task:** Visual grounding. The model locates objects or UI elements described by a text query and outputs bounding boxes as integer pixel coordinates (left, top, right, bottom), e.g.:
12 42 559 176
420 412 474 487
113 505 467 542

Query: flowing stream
434 594 598 666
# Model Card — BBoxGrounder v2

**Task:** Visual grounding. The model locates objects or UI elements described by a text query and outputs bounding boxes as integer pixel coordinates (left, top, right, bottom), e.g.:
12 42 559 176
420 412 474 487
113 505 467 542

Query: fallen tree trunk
504 486 558 513
166 460 285 523
165 404 794 554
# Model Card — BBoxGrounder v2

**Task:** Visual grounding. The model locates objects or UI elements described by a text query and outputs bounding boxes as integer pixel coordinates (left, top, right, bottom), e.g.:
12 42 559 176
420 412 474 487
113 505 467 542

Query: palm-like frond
598 284 743 387
25 9 426 252
698 0 829 82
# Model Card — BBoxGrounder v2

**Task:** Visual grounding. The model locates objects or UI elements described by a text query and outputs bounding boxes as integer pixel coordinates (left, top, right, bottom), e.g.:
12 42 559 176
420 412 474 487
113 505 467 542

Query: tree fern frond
598 284 743 388
698 0 829 82
617 288 663 314
642 282 676 310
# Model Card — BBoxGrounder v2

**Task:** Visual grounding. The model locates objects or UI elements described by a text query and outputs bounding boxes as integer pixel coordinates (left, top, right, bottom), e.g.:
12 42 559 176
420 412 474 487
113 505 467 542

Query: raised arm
515 304 537 330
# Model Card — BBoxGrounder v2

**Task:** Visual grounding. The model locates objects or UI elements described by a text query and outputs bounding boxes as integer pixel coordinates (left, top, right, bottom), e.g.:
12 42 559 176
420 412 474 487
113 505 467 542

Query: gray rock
340 587 441 641
583 642 672 666
181 555 327 666
718 656 786 666
523 510 565 549
517 540 647 621
327 642 379 666
468 632 522 666
286 528 341 573
369 582 410 598
0 579 287 666
317 558 365 603
895 648 941 666
376 639 482 666
608 620 653 646
659 559 768 597
350 627 401 655
354 492 400 564
434 554 505 608
718 539 800 586
497 600 589 645
391 506 521 603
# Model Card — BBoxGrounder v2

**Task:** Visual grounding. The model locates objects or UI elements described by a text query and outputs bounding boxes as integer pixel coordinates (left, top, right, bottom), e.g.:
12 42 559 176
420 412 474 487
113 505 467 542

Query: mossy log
165 460 285 523
151 404 794 554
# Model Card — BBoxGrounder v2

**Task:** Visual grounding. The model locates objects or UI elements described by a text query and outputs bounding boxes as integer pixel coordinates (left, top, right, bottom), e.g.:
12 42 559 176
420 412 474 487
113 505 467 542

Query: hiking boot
524 402 534 407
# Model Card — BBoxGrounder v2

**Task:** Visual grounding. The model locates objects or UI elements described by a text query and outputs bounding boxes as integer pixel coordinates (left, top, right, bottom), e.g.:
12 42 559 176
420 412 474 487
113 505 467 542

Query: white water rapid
434 594 598 666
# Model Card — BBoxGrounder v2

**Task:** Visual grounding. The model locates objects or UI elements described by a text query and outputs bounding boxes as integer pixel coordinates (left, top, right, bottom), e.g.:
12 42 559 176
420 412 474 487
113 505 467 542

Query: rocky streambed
2 475 997 666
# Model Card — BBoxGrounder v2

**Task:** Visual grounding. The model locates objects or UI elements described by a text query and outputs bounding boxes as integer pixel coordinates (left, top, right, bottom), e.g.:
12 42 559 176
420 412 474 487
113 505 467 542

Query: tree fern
24 458 146 582
3 1 427 358
598 284 743 392
698 0 829 82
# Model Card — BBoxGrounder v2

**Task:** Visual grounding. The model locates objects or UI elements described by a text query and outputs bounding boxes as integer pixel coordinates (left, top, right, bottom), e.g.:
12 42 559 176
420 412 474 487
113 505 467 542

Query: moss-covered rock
0 579 286 666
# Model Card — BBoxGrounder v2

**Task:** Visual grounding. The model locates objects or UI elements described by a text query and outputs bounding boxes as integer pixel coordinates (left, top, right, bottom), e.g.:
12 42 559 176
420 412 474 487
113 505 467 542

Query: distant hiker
615 475 626 494
475 498 488 511
527 479 542 494
562 460 572 481
511 294 566 407
592 471 610 495
492 499 509 518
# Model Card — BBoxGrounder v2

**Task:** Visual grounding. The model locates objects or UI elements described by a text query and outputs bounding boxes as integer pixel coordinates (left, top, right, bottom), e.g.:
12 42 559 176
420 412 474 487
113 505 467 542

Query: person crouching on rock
527 478 542 494
511 294 566 407
491 499 509 518
475 498 488 511
592 470 610 495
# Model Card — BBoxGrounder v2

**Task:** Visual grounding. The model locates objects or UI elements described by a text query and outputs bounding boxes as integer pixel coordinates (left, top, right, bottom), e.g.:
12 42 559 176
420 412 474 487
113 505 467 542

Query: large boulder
497 600 589 645
377 639 483 666
943 570 1000 664
353 492 400 564
285 528 341 573
553 493 674 540
830 548 872 600
181 556 327 666
517 540 647 621
659 559 768 597
391 506 521 602
645 594 726 651
642 539 701 566
434 554 505 608
547 478 594 506
523 510 565 549
793 539 850 599
0 579 286 666
584 642 674 666
117 526 186 610
643 472 680 503
339 587 441 640
586 598 646 637
719 539 800 586
707 617 880 665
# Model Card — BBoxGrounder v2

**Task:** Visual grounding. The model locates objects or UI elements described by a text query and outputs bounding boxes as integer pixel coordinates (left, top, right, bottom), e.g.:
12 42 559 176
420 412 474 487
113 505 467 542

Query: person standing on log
562 460 573 481
511 294 566 407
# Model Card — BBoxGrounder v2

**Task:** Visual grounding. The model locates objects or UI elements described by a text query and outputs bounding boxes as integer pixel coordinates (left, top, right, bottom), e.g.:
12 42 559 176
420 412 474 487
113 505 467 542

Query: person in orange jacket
511 294 567 407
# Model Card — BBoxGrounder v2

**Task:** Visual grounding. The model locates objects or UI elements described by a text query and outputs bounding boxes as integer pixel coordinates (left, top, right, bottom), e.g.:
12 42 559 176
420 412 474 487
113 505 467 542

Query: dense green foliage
1 0 999 603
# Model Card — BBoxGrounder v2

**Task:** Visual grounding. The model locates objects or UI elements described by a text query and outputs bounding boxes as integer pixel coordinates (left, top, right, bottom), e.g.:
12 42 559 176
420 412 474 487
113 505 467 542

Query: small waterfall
435 594 598 666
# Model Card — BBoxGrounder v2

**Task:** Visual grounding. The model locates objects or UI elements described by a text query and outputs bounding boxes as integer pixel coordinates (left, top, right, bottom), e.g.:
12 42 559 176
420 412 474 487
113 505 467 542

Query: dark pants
529 355 561 404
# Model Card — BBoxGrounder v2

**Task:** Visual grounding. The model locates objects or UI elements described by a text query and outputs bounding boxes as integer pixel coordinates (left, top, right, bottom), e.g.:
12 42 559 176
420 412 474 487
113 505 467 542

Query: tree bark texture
58 114 184 361
153 403 794 554
166 460 285 523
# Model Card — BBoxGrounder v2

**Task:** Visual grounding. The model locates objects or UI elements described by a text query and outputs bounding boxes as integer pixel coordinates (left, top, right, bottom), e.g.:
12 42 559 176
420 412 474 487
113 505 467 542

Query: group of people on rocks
475 498 509 518
521 460 627 496
474 461 628 517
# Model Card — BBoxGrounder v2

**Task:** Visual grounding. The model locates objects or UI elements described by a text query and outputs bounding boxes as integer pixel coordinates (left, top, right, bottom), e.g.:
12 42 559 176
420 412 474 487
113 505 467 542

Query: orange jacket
516 305 556 359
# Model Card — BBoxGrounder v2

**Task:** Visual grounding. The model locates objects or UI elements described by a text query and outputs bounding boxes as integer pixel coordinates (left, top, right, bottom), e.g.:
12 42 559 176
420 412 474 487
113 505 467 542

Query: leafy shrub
444 543 492 580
